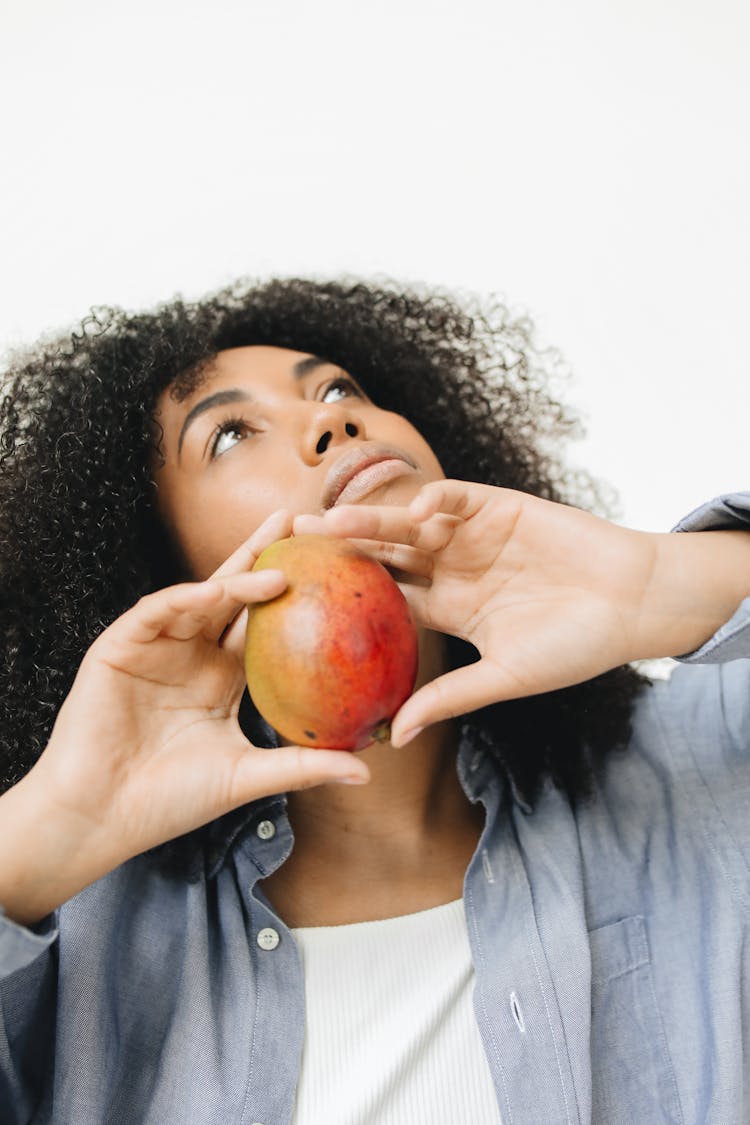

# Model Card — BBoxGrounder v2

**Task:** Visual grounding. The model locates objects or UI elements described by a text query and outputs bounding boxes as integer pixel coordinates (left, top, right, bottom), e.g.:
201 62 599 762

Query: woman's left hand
294 480 750 744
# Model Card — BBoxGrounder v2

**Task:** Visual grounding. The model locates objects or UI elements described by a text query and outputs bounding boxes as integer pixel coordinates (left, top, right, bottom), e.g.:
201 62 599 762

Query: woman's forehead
192 345 322 390
161 345 330 410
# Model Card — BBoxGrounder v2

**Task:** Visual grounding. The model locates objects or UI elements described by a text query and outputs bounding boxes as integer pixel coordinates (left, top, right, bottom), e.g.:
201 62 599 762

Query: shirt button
257 927 280 951
256 819 276 841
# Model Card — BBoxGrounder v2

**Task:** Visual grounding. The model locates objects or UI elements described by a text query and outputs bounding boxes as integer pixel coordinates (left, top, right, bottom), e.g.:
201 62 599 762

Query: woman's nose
301 403 364 463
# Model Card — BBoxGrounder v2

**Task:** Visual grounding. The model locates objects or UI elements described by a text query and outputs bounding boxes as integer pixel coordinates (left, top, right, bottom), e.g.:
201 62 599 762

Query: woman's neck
261 630 485 926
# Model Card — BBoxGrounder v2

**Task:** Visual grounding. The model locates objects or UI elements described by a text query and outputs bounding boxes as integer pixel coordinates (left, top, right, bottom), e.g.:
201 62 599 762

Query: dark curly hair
0 277 646 864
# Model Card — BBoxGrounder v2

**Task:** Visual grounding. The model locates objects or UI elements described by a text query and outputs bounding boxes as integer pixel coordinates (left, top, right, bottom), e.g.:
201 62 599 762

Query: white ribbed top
290 897 501 1125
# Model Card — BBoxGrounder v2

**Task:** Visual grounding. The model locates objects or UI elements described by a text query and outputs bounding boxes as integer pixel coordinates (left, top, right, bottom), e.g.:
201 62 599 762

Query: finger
292 513 329 536
232 745 371 797
390 657 523 746
211 509 294 580
331 536 434 581
292 512 435 579
296 505 459 553
409 479 499 523
390 581 438 626
119 571 287 645
193 571 288 643
219 605 249 661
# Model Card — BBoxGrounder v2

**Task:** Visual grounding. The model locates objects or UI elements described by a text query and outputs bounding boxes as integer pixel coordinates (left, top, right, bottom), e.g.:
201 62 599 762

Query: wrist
634 529 750 659
0 769 120 927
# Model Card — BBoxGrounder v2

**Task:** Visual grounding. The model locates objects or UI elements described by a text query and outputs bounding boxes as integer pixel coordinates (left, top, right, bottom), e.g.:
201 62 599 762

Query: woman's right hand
1 511 369 924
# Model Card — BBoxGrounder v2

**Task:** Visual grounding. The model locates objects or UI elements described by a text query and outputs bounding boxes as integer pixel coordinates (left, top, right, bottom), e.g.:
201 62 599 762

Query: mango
245 535 418 750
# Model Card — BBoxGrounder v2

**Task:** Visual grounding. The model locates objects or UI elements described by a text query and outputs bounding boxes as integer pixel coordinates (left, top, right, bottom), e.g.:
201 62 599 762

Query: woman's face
152 345 445 579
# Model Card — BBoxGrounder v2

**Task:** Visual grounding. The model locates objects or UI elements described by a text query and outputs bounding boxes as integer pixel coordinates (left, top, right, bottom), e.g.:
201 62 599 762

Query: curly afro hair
0 277 646 851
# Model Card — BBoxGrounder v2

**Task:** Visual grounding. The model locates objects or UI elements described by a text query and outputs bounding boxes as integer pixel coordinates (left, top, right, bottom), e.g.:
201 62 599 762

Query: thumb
390 658 520 747
231 745 372 799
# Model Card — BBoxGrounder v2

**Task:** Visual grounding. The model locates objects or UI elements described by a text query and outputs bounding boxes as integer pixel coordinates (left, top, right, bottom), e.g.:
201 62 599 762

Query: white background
1 0 747 530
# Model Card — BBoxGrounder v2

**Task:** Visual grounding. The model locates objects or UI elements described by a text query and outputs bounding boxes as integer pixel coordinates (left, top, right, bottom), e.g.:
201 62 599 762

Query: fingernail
395 726 424 747
336 773 369 785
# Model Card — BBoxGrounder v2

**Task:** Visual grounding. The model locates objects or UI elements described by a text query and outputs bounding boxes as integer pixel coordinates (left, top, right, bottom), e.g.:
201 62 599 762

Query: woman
1 278 749 1123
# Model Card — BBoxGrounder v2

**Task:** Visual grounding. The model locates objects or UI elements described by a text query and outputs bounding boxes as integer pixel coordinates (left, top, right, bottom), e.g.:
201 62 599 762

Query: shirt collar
204 719 532 880
456 718 534 814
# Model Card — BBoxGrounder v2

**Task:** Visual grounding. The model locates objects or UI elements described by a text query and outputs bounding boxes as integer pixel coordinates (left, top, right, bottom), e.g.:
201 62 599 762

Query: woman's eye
321 377 362 404
210 419 251 458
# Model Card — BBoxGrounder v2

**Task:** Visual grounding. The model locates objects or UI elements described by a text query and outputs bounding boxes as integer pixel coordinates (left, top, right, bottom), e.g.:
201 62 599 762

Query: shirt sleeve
0 906 59 1121
671 492 750 664
0 905 58 974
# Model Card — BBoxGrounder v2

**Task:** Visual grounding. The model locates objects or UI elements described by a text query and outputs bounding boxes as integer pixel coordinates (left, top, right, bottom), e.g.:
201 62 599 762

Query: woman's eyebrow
177 389 252 456
291 355 330 378
176 356 333 457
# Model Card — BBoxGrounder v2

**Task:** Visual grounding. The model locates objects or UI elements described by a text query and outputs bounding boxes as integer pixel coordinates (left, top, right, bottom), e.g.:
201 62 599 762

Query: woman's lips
322 445 417 509
333 458 414 506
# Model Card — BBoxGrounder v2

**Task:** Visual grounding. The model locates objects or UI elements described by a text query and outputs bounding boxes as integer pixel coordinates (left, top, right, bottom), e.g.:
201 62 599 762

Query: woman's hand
295 481 750 744
3 510 368 924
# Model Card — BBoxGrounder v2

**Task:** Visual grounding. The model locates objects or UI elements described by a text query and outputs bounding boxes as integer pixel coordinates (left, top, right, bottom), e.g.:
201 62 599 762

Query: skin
153 345 445 578
153 346 750 925
153 346 483 923
2 345 750 927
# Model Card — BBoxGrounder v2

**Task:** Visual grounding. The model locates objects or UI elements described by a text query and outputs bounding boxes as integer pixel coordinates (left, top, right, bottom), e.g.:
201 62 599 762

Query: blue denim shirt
2 493 750 1125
